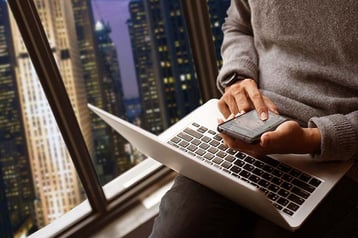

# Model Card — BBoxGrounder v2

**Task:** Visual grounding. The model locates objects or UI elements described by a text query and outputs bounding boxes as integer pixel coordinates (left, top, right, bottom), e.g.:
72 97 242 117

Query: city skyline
0 0 229 236
91 0 139 99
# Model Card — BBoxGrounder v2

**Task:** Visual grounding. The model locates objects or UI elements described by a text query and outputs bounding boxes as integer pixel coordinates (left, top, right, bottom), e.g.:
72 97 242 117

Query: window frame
7 0 218 236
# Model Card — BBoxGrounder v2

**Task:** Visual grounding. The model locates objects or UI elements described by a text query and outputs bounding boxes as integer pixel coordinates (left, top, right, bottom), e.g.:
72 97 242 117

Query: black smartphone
217 110 288 143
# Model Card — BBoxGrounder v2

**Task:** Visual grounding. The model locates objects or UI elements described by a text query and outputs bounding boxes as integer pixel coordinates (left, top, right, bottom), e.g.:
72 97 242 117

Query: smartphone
217 110 288 143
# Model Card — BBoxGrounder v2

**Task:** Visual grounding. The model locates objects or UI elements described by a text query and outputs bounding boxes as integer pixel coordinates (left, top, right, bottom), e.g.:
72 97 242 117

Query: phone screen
217 110 287 143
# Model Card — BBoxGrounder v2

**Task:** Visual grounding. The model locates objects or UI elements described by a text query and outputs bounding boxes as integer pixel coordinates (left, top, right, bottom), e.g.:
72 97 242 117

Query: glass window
0 1 89 236
1 0 230 236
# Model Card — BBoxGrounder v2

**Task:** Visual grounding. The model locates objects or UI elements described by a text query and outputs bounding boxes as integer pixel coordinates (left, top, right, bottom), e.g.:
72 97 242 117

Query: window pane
81 0 230 190
0 1 89 236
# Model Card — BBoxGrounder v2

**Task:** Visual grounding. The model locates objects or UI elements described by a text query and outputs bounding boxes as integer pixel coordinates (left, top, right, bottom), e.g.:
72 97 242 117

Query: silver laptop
88 99 352 231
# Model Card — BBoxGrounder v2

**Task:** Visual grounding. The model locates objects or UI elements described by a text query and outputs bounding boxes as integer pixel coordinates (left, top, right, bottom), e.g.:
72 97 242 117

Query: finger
217 97 231 118
233 90 251 114
246 85 268 120
262 96 279 114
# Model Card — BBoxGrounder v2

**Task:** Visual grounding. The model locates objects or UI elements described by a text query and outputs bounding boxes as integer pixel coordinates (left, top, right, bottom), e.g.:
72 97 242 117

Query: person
149 1 358 237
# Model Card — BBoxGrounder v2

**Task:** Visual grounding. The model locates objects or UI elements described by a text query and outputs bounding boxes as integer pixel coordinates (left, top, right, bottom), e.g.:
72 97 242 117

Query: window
1 0 228 237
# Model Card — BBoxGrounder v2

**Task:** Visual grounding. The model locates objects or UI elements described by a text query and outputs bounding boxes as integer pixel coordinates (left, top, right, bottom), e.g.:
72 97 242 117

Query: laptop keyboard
167 122 322 216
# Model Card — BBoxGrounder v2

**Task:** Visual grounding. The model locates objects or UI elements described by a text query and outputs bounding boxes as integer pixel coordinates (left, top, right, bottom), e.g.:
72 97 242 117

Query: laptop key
258 179 270 188
202 136 211 143
222 161 232 169
262 172 273 181
192 139 201 145
209 140 220 147
268 193 279 201
230 165 241 174
299 173 312 182
244 156 256 164
187 144 197 152
292 186 310 199
288 194 305 205
268 184 279 193
170 136 181 143
213 157 223 165
277 197 289 207
199 143 210 150
224 155 235 162
281 182 293 190
184 128 203 139
309 178 322 187
292 179 315 193
278 189 289 198
204 153 215 160
179 141 189 148
195 148 206 156
236 152 246 159
243 164 255 171
208 146 218 154
257 156 280 167
178 132 193 142
283 209 294 216
252 168 264 176
287 202 299 212
234 159 245 167
289 168 302 178
239 170 251 178
216 151 226 158
249 175 260 183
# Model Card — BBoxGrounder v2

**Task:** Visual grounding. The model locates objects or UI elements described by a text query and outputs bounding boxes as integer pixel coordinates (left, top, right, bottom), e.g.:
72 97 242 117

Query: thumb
260 131 278 147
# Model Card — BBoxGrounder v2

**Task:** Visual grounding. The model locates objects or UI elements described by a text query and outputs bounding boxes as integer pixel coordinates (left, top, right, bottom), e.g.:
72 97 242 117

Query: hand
220 120 321 156
218 79 278 120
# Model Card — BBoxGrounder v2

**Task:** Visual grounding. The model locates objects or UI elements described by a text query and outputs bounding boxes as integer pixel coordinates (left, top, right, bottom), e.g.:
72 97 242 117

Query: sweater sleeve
217 0 259 94
308 111 358 161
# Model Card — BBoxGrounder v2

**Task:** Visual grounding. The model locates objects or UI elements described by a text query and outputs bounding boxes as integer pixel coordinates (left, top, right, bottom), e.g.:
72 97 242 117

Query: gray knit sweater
217 0 358 181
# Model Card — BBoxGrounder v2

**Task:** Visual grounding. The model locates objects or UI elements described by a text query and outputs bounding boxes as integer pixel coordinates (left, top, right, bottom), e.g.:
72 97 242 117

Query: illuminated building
73 0 129 183
128 0 201 133
0 0 35 234
94 20 131 175
9 0 91 227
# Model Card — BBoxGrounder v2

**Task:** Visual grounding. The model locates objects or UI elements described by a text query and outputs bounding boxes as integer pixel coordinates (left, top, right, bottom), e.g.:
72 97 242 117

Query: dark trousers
149 175 358 238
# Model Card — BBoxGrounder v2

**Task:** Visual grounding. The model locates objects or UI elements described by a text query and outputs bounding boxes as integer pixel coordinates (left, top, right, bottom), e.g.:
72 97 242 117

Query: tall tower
128 0 201 134
128 0 164 134
9 0 91 227
72 0 129 184
0 0 35 234
0 165 13 238
94 20 130 176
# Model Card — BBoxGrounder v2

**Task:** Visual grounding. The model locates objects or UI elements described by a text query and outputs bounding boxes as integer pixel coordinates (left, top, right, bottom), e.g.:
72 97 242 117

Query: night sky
91 0 138 99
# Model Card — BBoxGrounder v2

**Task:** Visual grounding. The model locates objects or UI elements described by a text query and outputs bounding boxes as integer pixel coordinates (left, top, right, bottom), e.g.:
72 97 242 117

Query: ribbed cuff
216 58 258 94
308 114 357 161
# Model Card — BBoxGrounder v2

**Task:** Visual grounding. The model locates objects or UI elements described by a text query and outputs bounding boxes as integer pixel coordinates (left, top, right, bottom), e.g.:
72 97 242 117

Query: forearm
217 0 258 93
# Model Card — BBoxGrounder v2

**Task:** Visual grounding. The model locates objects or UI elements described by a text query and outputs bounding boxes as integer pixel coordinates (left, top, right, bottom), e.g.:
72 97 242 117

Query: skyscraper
0 165 13 238
128 0 201 134
128 0 164 134
73 0 129 184
207 0 231 68
94 20 131 175
9 0 91 227
0 0 35 234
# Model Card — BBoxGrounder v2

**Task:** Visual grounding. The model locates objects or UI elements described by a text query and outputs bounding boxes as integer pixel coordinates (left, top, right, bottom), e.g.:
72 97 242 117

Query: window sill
28 158 173 238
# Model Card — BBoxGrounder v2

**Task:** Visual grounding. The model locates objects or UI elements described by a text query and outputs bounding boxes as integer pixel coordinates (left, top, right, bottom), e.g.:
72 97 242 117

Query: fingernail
235 111 245 117
260 112 268 120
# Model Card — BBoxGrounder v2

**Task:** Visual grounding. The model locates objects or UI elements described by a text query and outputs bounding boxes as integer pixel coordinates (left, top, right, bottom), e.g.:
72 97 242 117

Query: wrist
222 73 244 88
304 128 321 154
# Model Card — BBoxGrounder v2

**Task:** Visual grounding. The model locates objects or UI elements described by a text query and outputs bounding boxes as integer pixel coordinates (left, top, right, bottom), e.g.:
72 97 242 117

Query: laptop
88 99 352 231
